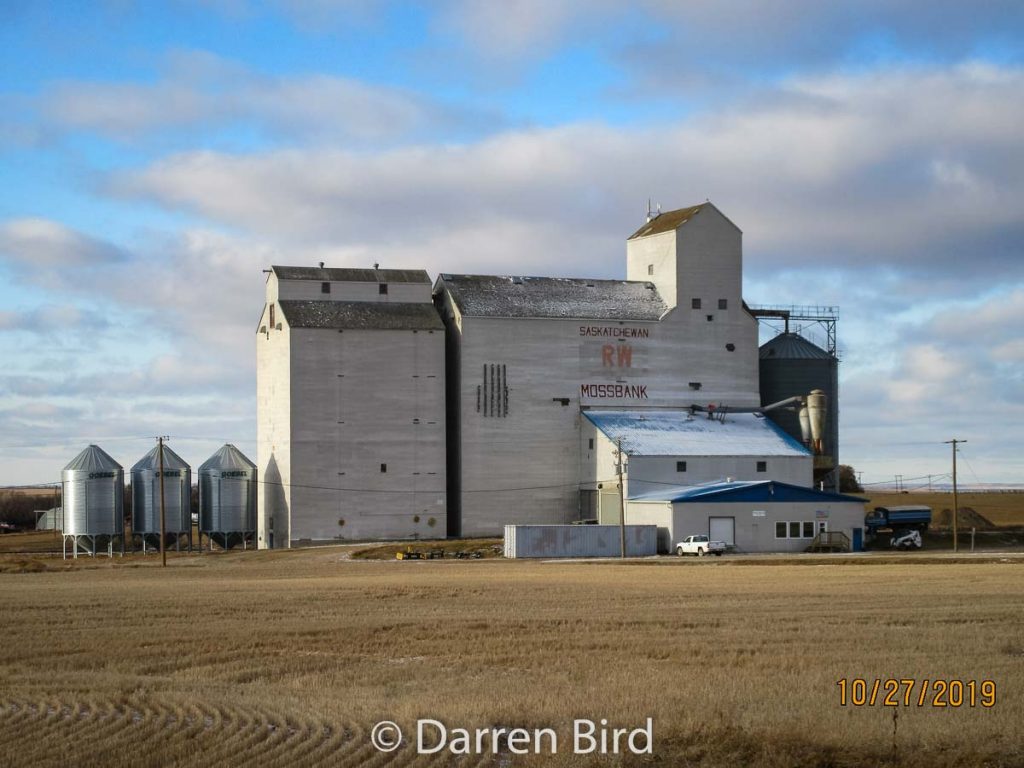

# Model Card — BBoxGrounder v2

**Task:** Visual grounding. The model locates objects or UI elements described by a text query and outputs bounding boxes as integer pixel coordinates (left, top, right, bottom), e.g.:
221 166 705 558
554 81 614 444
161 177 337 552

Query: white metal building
257 202 845 547
580 410 812 524
256 266 446 546
626 480 866 554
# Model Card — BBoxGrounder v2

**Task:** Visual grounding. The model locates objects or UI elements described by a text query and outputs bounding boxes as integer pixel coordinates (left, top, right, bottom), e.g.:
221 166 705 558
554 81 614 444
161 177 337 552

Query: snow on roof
583 410 810 457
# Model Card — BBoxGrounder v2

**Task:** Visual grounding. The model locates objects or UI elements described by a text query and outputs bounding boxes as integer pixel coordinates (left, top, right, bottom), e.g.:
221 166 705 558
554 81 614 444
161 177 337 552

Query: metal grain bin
759 332 839 491
61 445 125 557
199 444 256 550
131 444 192 546
504 524 658 559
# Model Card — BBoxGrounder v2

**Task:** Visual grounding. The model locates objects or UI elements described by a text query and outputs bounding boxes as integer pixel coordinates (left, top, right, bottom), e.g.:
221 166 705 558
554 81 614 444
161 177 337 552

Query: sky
1 0 1022 489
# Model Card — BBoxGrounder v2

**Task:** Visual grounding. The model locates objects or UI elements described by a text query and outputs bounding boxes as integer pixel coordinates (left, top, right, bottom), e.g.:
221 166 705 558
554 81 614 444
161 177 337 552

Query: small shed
626 480 866 554
35 507 63 530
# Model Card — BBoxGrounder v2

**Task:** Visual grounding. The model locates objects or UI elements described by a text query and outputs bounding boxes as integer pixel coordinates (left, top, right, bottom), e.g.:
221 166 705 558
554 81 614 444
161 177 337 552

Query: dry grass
865 491 1024 527
0 529 64 554
1 549 1023 766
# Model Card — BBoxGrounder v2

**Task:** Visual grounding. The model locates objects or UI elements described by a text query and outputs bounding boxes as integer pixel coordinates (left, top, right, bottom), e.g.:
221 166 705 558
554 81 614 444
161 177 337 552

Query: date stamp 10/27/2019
836 679 996 708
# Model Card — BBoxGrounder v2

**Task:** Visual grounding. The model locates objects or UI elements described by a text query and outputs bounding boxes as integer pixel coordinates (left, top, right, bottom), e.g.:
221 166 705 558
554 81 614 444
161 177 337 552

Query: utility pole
944 439 966 552
616 437 626 559
158 436 168 567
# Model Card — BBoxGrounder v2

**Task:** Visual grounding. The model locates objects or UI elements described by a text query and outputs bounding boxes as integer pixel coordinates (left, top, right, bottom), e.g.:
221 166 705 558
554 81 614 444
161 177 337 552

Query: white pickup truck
675 534 727 557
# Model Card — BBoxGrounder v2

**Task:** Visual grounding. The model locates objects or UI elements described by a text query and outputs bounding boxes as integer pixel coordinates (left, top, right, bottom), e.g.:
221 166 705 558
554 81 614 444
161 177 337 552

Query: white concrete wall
581 429 812 496
626 230 676 309
256 304 292 549
626 455 811 495
274 278 431 303
258 270 446 547
625 204 759 406
287 326 446 542
455 316 582 536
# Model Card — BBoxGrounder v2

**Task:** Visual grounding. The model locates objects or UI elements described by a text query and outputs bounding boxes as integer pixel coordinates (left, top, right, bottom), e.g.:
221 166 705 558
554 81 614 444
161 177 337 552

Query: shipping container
503 524 657 559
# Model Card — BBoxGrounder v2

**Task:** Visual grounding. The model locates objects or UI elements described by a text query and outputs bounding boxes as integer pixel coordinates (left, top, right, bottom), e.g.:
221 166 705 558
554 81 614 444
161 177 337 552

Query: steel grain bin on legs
131 444 193 551
199 444 256 550
61 444 125 558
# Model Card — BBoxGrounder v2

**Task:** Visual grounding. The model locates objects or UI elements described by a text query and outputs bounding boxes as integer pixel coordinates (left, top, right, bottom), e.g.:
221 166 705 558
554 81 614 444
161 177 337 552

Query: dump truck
865 505 931 550
864 505 932 533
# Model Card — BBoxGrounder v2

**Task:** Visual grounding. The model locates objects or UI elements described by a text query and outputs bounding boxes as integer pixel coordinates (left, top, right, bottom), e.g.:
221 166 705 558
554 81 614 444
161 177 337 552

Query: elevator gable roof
271 266 430 284
435 274 667 320
277 300 444 330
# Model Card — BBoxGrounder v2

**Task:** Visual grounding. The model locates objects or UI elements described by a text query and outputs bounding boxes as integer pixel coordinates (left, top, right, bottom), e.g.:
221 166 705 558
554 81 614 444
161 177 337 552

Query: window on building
379 283 388 295
706 315 714 322
269 304 275 327
756 461 767 472
647 264 654 275
321 282 331 294
588 438 594 450
777 521 815 539
691 298 701 309
676 461 687 472
688 382 702 390
380 463 387 473
718 298 727 310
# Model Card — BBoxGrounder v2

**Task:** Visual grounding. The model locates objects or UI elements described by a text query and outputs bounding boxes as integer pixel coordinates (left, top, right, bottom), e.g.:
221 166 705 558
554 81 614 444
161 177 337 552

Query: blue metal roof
630 480 866 504
583 410 810 457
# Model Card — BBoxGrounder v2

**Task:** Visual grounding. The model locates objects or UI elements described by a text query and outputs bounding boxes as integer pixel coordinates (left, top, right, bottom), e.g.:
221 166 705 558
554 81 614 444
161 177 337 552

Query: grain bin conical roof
63 444 122 472
759 332 831 360
131 444 190 472
199 444 255 472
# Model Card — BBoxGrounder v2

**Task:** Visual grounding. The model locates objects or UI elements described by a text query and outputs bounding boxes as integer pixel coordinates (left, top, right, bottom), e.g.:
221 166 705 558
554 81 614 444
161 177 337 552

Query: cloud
110 63 1024 282
436 0 1023 69
0 218 128 267
436 0 611 59
39 51 493 145
0 304 110 334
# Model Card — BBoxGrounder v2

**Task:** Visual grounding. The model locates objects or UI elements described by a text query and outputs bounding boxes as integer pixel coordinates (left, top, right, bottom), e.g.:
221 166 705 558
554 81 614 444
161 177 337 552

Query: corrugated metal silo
131 444 193 551
199 444 256 550
61 445 125 558
759 333 839 491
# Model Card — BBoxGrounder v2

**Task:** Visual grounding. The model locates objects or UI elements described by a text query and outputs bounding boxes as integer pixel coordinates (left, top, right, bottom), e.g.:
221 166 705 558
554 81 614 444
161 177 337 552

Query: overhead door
709 516 735 546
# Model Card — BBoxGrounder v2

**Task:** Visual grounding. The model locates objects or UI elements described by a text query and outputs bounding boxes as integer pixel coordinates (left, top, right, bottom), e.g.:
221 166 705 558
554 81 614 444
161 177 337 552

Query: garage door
709 516 735 546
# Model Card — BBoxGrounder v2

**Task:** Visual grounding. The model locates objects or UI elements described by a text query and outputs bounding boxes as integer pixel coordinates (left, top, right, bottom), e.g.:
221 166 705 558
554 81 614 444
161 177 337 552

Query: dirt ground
1 546 1022 767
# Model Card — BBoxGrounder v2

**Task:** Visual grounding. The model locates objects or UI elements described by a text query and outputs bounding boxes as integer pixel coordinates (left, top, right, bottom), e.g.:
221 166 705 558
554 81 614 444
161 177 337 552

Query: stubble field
0 547 1022 767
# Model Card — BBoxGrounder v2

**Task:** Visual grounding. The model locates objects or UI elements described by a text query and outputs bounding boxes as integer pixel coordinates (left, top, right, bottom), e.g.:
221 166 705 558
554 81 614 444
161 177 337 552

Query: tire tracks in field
0 696 514 766
0 695 370 767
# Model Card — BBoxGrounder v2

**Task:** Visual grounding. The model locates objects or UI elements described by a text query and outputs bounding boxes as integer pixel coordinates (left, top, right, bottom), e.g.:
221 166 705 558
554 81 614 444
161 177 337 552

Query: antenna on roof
646 199 661 223
318 261 325 269
374 262 380 270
